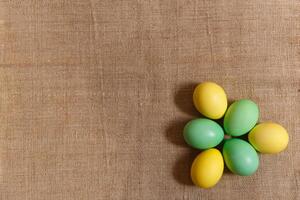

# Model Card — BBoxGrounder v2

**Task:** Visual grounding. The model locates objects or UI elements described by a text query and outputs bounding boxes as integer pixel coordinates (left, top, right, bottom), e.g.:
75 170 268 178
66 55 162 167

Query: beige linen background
0 0 299 199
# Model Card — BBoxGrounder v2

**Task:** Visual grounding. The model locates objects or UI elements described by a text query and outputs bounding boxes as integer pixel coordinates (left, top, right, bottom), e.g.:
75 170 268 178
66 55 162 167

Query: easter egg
223 99 259 136
191 148 224 188
183 118 224 149
193 82 227 119
223 138 259 176
248 122 289 154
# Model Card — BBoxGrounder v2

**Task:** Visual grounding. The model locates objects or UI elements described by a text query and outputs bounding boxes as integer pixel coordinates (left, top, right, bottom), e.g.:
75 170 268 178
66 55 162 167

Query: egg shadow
214 98 235 128
236 133 250 142
172 149 199 185
165 118 192 147
174 82 200 117
168 82 200 185
214 140 233 175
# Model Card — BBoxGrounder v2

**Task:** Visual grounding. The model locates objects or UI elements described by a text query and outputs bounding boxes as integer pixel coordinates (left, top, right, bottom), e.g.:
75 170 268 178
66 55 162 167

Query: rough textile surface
0 0 299 199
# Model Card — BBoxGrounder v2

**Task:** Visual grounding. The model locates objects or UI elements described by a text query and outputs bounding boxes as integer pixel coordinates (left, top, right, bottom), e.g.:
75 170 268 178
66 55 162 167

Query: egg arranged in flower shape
248 122 289 154
181 82 289 189
223 99 259 136
191 149 224 188
183 118 224 150
223 138 259 176
193 82 228 119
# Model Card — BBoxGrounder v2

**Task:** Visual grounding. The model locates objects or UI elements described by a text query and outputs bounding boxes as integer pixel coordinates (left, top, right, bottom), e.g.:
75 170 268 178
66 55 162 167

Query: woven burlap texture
0 0 299 199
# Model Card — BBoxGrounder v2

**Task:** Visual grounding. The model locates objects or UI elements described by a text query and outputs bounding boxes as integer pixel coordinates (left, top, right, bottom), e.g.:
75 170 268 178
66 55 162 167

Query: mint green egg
223 99 259 136
183 118 224 150
223 138 259 176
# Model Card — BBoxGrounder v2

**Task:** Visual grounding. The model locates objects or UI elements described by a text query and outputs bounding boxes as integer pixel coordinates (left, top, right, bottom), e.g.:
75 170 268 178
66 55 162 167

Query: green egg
183 118 224 150
223 138 259 176
223 99 259 136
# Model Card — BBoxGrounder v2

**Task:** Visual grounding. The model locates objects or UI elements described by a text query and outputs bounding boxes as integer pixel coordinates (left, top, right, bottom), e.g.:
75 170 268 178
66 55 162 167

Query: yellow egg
193 82 227 119
248 122 289 154
191 148 224 188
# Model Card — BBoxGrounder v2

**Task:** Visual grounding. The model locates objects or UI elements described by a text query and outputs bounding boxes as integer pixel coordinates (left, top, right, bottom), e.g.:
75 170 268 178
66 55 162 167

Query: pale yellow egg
248 122 289 154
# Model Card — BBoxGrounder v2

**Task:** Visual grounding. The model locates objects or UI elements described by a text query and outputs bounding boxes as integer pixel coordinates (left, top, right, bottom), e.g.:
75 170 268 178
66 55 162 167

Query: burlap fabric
0 0 299 199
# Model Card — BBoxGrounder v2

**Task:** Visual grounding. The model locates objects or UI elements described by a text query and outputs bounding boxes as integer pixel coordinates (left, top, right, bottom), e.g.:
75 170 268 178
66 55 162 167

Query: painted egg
193 82 227 119
223 138 259 176
223 99 259 136
248 122 289 154
183 118 224 149
191 148 224 188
